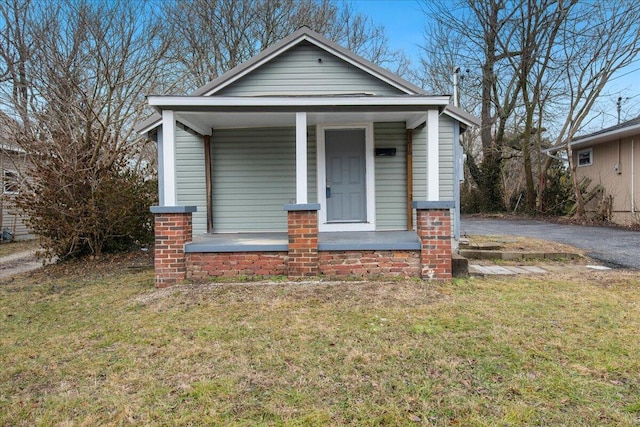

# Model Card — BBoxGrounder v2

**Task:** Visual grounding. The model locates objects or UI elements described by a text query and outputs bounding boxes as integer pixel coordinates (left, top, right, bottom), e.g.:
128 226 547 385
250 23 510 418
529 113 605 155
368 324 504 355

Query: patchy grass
1 257 639 426
0 239 39 258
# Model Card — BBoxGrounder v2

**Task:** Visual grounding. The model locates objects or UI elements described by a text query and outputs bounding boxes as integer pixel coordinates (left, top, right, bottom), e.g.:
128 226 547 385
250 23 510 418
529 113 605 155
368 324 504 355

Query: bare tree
503 0 575 211
419 0 523 212
0 0 168 257
419 0 640 216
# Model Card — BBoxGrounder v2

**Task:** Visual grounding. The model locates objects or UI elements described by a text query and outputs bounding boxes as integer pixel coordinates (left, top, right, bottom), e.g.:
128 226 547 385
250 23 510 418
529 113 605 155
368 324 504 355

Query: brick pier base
150 206 196 288
413 202 454 280
284 203 320 278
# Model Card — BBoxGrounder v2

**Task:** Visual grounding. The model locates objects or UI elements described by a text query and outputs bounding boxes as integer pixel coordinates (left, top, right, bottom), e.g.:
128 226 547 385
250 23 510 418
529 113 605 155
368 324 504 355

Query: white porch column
295 112 308 204
427 109 440 200
161 109 178 206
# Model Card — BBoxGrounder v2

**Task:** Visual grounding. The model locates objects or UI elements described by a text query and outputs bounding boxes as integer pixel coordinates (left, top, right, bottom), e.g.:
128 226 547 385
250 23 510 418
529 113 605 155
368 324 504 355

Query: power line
608 64 640 82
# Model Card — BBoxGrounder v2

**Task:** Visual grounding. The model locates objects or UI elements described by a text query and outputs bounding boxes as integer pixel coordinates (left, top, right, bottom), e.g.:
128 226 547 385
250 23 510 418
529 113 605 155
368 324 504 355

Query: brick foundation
150 206 196 288
150 204 453 283
319 250 420 277
286 206 319 278
416 208 452 280
186 252 288 279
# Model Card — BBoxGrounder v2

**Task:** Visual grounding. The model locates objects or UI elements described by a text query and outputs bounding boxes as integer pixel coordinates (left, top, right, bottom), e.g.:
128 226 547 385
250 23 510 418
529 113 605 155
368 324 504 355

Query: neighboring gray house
137 27 478 286
1 114 32 241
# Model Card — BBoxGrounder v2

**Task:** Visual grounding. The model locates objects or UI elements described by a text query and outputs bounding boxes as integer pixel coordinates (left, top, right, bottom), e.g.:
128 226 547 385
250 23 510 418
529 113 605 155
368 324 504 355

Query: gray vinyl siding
175 128 207 235
374 122 407 230
410 117 457 234
211 126 317 232
1 153 33 240
1 197 31 240
412 125 427 201
438 115 455 200
217 42 404 96
411 116 455 201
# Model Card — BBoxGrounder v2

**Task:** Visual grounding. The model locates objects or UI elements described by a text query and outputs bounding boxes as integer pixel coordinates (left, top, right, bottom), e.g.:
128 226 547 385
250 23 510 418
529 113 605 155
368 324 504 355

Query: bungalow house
568 116 639 225
137 27 478 287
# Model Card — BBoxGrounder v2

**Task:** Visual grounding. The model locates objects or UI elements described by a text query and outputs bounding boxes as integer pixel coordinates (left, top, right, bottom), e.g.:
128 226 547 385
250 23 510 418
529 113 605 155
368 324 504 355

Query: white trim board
148 95 451 109
316 123 376 232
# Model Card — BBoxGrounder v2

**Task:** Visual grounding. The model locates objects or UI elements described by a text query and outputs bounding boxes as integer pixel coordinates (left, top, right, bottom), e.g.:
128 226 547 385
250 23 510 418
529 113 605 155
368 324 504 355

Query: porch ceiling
177 110 426 131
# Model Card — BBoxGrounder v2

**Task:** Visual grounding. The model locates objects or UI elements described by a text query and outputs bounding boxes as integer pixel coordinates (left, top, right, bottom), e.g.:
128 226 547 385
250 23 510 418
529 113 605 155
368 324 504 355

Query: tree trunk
566 143 585 217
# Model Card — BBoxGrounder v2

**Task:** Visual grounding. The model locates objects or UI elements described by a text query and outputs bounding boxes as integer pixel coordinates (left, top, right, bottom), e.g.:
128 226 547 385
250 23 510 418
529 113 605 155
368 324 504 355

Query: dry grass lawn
1 253 639 426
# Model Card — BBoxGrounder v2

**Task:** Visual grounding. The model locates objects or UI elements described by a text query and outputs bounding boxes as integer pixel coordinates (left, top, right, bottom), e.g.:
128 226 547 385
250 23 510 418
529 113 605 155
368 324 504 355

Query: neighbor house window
577 148 592 167
2 170 19 194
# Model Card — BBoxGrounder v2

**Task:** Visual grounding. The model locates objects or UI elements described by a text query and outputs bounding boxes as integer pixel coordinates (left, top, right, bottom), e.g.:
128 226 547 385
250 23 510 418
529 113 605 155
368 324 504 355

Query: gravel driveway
461 216 640 270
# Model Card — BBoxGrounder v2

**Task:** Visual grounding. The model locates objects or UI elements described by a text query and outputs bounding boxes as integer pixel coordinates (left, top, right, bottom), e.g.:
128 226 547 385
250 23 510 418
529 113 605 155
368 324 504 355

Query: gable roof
135 27 479 134
193 26 427 97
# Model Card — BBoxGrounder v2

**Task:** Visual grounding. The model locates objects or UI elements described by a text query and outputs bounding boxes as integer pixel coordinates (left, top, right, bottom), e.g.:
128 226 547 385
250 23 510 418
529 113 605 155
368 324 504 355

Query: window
577 148 592 167
2 170 19 194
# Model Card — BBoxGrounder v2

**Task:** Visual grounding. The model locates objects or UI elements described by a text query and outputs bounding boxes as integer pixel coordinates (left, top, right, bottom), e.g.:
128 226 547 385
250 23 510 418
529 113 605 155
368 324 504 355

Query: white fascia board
571 123 640 148
148 96 451 109
442 107 480 128
138 124 159 136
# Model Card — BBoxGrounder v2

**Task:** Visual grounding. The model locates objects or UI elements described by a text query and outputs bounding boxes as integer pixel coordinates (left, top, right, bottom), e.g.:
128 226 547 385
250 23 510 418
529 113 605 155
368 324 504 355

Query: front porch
151 204 453 287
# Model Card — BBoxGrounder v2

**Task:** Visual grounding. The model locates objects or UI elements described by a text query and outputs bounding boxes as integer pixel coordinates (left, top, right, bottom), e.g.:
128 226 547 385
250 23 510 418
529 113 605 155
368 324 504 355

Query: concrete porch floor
186 231 421 253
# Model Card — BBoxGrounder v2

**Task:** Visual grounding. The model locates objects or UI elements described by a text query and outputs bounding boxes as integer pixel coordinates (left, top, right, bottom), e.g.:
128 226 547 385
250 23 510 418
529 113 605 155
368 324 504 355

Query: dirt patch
0 239 40 258
462 234 586 256
0 250 43 280
1 249 153 283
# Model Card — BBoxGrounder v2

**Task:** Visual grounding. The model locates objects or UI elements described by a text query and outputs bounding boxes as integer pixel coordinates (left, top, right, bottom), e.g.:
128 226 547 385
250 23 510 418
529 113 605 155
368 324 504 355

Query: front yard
1 255 639 426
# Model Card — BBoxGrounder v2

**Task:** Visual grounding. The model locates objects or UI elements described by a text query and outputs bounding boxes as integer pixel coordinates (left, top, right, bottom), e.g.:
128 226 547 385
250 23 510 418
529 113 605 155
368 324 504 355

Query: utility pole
453 67 460 107
617 96 622 124
617 96 629 124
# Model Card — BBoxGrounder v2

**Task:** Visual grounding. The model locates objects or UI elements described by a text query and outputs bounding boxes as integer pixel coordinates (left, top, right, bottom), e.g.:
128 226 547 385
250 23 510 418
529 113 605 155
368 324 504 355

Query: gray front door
325 129 366 222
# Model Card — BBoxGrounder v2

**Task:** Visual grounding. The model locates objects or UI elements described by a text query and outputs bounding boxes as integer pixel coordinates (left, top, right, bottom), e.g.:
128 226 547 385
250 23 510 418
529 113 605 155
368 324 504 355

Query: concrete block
522 252 546 260
452 253 468 277
471 242 503 250
501 252 523 260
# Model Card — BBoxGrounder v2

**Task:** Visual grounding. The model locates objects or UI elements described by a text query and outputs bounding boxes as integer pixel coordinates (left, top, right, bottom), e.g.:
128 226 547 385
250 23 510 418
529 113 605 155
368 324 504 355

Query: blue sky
346 0 640 128
347 0 425 60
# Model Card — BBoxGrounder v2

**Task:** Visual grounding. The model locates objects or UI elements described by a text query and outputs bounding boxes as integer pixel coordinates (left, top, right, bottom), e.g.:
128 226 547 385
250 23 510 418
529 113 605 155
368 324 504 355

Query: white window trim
577 148 593 167
2 169 19 195
316 123 375 232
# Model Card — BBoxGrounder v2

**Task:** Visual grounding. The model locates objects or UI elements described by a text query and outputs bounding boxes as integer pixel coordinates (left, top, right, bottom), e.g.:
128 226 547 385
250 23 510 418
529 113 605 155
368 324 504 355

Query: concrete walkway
0 250 43 280
469 264 550 276
461 217 640 269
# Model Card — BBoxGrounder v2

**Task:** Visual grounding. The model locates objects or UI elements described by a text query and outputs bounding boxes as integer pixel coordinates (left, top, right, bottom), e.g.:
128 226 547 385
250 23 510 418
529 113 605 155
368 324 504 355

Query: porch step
459 240 503 250
459 249 580 261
